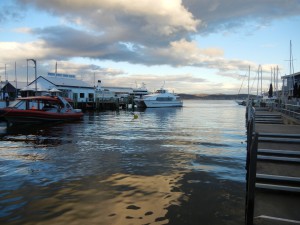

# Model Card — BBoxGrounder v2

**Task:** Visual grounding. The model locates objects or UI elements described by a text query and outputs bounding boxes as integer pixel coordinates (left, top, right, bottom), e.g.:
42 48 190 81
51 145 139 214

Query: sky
0 0 300 94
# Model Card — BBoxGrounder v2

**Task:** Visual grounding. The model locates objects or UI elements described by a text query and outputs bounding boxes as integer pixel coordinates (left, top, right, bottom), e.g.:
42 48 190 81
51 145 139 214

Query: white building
23 73 95 102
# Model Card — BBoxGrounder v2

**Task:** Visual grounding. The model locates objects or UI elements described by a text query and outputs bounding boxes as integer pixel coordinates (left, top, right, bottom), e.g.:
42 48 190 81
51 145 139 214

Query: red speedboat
0 96 83 124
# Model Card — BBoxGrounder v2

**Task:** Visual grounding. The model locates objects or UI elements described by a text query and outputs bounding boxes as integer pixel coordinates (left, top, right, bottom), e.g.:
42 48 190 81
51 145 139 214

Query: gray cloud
3 0 299 78
183 0 300 34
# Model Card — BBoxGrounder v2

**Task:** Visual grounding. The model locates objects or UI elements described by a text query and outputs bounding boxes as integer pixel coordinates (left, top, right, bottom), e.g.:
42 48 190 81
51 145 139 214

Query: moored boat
0 96 83 124
135 88 183 108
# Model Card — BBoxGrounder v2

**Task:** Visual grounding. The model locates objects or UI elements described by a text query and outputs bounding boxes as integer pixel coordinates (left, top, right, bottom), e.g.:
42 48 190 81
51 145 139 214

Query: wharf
245 107 300 225
74 97 135 111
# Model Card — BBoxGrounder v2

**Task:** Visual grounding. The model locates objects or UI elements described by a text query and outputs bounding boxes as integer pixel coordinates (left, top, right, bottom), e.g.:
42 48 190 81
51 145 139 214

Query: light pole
27 59 37 94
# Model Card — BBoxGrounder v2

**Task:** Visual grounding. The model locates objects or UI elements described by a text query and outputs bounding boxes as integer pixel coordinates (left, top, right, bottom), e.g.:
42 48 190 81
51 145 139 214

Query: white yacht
135 88 183 108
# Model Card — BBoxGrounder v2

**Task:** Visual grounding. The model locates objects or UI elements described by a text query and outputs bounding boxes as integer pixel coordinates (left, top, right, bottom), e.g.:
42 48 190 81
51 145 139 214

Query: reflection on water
0 100 246 225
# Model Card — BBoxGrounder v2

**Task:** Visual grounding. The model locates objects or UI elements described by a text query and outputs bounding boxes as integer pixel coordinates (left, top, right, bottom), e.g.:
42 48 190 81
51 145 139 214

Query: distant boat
236 100 247 106
135 88 183 108
132 82 149 98
133 82 150 107
0 96 83 124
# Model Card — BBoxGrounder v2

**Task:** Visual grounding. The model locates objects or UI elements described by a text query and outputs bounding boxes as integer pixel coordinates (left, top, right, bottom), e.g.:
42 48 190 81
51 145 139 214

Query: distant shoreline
178 93 254 100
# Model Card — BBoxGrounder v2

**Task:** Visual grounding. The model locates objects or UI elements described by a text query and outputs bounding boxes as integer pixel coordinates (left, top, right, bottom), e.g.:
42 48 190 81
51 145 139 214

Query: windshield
8 99 24 108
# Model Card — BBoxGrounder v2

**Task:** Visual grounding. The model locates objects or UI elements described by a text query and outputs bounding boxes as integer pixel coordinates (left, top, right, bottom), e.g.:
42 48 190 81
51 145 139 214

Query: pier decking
245 107 300 225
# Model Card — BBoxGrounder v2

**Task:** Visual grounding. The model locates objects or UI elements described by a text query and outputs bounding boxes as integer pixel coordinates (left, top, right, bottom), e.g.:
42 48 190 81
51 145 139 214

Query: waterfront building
22 73 95 103
0 81 28 100
281 71 300 98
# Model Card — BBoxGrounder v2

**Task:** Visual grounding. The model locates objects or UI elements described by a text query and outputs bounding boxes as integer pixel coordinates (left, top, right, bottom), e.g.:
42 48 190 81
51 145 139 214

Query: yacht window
8 99 24 108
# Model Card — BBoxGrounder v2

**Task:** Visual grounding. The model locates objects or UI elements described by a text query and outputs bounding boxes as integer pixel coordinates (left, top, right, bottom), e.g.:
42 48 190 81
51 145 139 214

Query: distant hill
178 93 254 100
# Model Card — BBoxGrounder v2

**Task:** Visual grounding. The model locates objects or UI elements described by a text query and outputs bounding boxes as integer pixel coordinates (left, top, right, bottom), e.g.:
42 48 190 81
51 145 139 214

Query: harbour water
0 100 246 225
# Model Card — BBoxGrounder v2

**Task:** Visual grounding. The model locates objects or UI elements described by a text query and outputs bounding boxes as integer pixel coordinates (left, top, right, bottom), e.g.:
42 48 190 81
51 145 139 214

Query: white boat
135 88 183 108
132 83 150 108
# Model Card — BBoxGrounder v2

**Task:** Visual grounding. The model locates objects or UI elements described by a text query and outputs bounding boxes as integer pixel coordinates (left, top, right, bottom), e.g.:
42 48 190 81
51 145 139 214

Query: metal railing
275 103 300 120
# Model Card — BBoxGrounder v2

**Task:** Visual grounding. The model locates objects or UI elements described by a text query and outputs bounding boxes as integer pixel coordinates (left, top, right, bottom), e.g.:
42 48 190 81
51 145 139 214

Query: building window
88 93 94 101
73 93 78 101
80 93 85 98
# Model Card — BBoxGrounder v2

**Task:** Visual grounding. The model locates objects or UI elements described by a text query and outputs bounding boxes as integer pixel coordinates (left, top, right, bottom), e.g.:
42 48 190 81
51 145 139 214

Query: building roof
28 76 93 89
281 71 300 79
0 81 28 90
46 76 93 88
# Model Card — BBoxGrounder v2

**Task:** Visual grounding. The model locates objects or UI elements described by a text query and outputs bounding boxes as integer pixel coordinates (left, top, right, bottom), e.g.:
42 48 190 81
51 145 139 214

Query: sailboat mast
276 65 279 98
290 40 292 75
55 61 57 77
15 62 17 97
256 66 259 98
260 65 262 96
248 65 250 103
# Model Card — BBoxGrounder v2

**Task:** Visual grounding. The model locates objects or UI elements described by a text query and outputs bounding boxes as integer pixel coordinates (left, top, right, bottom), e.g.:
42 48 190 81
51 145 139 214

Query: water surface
0 100 246 225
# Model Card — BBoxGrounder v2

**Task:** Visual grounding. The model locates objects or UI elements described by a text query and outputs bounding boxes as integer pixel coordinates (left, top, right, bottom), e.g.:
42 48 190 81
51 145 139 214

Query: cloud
18 0 200 41
0 40 52 61
183 0 300 34
13 27 33 34
46 61 124 76
13 0 297 69
95 73 207 93
1 0 299 90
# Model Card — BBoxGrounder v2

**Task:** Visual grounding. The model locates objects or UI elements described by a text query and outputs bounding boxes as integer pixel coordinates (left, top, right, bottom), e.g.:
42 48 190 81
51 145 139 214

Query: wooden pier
73 97 135 111
245 106 300 225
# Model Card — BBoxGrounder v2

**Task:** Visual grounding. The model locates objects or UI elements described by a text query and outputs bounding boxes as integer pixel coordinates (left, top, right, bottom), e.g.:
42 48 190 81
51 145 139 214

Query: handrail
273 103 300 121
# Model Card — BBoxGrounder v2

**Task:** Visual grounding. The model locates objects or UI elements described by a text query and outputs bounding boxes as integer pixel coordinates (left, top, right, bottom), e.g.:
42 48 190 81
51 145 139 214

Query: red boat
0 96 83 124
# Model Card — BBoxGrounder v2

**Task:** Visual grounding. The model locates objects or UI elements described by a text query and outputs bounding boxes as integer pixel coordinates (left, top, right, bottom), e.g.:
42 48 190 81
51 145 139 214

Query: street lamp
27 59 37 94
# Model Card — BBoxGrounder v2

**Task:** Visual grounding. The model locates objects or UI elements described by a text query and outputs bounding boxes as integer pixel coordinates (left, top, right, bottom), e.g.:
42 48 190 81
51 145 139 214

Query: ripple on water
0 100 246 225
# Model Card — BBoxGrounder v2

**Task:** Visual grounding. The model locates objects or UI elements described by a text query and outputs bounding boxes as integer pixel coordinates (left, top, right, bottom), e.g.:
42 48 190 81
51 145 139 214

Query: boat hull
143 100 183 108
1 109 83 124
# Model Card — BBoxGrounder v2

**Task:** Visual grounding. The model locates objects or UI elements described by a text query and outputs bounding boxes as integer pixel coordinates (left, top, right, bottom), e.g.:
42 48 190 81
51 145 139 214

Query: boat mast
237 74 246 98
276 65 279 98
290 40 295 97
256 66 259 98
261 65 263 96
26 60 28 85
4 64 7 81
247 65 250 103
15 62 17 97
55 61 57 77
289 40 294 76
273 66 276 97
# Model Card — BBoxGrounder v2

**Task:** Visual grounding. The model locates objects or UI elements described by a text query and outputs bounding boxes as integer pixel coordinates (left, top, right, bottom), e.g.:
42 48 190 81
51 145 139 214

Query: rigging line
237 74 247 96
